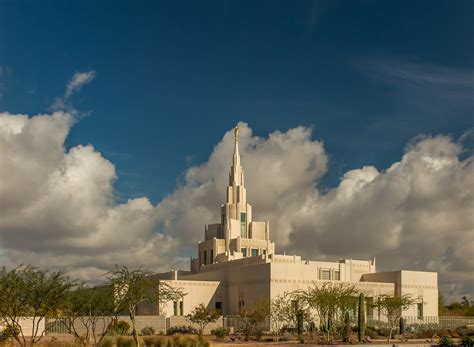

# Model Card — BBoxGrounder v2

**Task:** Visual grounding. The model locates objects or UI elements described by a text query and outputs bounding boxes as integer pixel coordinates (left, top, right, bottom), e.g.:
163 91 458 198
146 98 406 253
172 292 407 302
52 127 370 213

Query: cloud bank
0 113 472 299
0 111 185 281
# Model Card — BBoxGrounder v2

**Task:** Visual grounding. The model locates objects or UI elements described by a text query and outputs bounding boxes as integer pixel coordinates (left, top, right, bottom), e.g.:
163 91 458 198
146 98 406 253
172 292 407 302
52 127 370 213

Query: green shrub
109 320 131 336
141 326 156 336
145 337 164 347
0 323 20 340
415 328 439 339
279 332 292 341
171 334 184 346
438 329 451 337
455 326 470 337
197 334 210 347
154 336 168 346
167 325 198 335
144 336 154 347
377 327 391 337
117 336 134 347
162 334 209 347
99 337 114 347
461 336 474 347
439 335 454 346
365 326 378 339
211 327 229 339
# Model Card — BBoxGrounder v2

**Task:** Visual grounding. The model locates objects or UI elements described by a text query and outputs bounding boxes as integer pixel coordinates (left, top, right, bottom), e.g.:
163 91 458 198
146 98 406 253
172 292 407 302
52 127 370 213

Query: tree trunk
388 327 394 343
130 307 140 347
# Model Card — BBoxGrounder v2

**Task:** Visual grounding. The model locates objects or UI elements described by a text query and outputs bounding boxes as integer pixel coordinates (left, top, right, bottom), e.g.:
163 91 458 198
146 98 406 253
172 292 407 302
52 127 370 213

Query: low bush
143 336 155 347
98 337 114 347
365 326 378 339
439 335 454 346
455 326 469 336
255 328 264 341
461 335 474 347
450 331 461 338
279 332 292 341
211 327 229 339
167 325 198 335
109 320 131 336
171 334 210 347
116 336 134 347
438 329 451 337
415 328 439 339
144 336 169 347
141 326 156 336
376 327 391 337
0 324 20 340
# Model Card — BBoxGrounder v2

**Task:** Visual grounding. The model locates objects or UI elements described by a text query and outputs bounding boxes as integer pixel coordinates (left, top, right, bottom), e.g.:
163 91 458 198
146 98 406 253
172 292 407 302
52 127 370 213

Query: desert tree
107 265 184 347
186 303 220 335
304 282 358 341
62 284 117 345
237 298 271 341
0 265 74 346
269 293 293 341
248 298 271 340
288 291 313 342
372 294 418 343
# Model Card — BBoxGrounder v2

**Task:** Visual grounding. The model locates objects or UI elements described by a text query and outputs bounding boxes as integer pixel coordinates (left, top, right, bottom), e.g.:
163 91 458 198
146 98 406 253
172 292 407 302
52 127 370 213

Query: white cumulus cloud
0 111 185 282
0 114 472 300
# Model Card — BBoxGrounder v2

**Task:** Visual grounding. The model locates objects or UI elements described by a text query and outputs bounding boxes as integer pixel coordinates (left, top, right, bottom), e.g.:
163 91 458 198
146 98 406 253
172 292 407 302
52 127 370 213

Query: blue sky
0 0 473 203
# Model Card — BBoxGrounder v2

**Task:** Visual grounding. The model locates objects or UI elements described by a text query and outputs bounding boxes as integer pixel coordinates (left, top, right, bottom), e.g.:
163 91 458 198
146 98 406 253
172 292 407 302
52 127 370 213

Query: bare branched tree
106 265 184 347
63 284 117 345
372 294 418 343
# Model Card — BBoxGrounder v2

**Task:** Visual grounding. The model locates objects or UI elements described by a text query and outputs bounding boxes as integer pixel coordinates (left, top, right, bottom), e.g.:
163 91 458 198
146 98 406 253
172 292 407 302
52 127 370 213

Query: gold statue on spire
234 126 239 142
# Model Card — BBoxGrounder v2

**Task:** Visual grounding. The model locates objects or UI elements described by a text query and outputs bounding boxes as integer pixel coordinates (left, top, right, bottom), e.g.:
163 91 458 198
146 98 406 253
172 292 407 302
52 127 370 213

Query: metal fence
44 319 71 335
347 316 474 332
404 316 474 332
41 315 474 337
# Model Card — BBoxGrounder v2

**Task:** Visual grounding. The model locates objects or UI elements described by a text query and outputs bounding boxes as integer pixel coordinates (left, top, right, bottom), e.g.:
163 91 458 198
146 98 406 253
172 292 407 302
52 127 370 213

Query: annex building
155 127 438 319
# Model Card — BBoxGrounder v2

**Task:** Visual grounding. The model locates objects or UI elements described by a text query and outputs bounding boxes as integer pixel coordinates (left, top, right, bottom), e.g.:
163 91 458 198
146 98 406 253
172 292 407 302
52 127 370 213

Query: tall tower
194 126 275 272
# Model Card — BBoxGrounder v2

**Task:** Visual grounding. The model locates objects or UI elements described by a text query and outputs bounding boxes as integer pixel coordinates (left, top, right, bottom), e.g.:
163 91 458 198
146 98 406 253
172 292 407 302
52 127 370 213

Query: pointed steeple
229 126 244 187
233 126 241 168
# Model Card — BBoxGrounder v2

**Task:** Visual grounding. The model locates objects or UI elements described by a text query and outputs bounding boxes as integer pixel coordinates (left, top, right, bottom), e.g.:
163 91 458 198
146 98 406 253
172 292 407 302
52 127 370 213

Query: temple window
240 212 247 238
417 303 423 319
321 269 331 280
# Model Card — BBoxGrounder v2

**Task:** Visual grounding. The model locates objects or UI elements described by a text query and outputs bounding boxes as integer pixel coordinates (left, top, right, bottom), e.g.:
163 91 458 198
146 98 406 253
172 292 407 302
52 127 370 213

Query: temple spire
229 125 245 193
233 126 241 168
234 126 239 142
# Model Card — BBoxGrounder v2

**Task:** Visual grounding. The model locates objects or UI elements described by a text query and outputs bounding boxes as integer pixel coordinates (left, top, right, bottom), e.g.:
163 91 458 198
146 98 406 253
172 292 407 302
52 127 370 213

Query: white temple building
156 127 438 319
